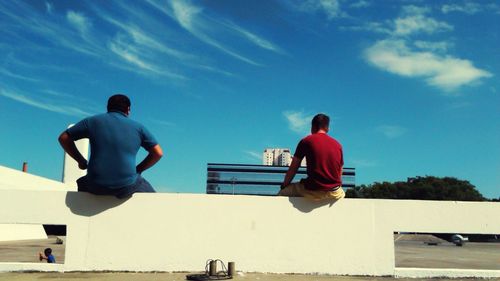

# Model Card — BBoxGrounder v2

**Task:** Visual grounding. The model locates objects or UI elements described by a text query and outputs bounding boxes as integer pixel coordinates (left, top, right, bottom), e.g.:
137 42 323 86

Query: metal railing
207 163 355 196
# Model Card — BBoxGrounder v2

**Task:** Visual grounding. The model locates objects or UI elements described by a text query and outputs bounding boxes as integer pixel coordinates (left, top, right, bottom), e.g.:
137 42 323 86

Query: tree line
345 176 498 201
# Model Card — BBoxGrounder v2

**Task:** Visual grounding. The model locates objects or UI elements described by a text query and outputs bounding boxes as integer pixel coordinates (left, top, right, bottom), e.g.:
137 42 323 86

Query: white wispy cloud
356 5 491 92
143 0 282 67
0 88 95 118
0 2 102 57
350 1 370 9
394 6 453 36
67 11 91 35
223 22 285 55
442 2 484 14
170 0 200 29
244 150 262 161
103 17 196 61
283 110 313 134
401 5 431 15
1 1 190 81
339 21 391 34
376 125 408 139
342 5 452 37
45 2 53 13
108 35 186 80
169 0 261 66
97 5 236 77
4 54 85 76
443 2 500 15
192 64 235 77
364 39 492 91
42 89 73 98
413 40 452 53
298 0 346 20
0 67 39 82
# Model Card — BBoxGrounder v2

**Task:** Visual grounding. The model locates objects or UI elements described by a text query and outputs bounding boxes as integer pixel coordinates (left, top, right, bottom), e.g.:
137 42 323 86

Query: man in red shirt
279 113 345 200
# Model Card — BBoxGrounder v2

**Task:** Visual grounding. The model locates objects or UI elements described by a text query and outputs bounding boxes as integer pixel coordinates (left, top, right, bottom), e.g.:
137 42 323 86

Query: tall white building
263 148 292 166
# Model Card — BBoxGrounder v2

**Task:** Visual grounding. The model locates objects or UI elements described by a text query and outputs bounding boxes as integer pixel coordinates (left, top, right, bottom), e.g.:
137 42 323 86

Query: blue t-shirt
66 111 158 188
47 254 55 263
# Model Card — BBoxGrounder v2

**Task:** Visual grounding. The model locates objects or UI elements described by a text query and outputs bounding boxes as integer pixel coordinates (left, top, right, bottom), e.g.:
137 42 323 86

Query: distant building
263 148 292 166
263 148 307 166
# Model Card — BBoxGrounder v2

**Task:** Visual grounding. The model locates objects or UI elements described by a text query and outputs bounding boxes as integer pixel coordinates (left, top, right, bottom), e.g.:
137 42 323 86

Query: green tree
345 185 363 198
346 176 486 201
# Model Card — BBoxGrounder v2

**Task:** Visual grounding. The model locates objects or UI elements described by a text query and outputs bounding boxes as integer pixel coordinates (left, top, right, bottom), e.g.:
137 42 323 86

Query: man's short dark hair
44 248 52 256
312 113 330 130
107 94 131 113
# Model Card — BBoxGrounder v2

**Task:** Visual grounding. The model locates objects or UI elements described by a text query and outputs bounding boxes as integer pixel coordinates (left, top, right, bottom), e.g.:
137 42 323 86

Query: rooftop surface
2 235 499 270
0 272 485 281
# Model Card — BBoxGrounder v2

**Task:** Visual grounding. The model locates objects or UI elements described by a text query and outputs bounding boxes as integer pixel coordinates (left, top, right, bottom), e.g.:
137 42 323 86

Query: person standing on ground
58 94 163 198
279 113 344 201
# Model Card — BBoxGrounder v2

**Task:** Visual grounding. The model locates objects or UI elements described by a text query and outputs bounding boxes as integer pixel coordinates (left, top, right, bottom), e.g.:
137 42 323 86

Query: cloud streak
223 22 285 55
45 2 53 13
364 39 492 91
297 0 346 20
350 1 370 9
0 2 103 57
355 5 492 92
441 2 499 15
0 88 96 118
108 35 186 80
393 11 453 36
341 5 453 37
413 40 451 53
244 150 262 161
283 110 312 134
0 67 40 82
0 1 197 82
67 11 91 35
169 0 262 66
98 6 236 77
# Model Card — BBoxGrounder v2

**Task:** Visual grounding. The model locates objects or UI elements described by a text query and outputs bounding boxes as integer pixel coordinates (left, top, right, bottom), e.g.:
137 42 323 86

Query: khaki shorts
278 182 345 201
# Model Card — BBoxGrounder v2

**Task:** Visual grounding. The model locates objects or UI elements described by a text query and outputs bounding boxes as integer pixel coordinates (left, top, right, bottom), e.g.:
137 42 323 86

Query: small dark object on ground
186 259 232 281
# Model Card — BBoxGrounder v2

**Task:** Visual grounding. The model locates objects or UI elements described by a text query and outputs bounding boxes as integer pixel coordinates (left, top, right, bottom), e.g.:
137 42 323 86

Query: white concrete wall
0 165 74 191
0 224 47 241
0 189 499 277
0 165 74 242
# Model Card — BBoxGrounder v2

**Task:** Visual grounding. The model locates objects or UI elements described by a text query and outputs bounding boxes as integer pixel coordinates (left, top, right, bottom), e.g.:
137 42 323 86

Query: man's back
295 133 343 190
67 111 157 188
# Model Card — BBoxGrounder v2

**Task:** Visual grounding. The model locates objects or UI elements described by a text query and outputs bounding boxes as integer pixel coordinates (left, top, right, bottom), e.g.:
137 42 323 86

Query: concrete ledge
0 190 499 277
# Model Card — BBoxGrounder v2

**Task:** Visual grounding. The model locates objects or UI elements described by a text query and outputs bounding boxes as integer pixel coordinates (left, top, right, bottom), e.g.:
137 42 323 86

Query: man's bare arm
281 156 302 189
136 144 163 174
58 132 87 170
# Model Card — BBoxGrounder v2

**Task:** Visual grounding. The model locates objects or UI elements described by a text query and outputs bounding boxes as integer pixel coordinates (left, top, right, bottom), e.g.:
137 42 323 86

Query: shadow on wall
288 197 340 213
65 192 129 217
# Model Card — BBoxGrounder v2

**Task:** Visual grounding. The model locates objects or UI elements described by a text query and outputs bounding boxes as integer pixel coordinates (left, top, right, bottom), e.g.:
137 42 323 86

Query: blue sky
0 0 499 198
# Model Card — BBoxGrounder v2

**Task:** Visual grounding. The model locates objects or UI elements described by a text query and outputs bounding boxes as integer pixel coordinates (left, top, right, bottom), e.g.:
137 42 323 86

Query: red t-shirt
294 133 343 191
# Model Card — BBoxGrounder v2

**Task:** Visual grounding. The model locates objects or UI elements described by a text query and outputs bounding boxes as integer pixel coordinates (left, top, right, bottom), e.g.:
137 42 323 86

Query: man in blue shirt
58 94 163 198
